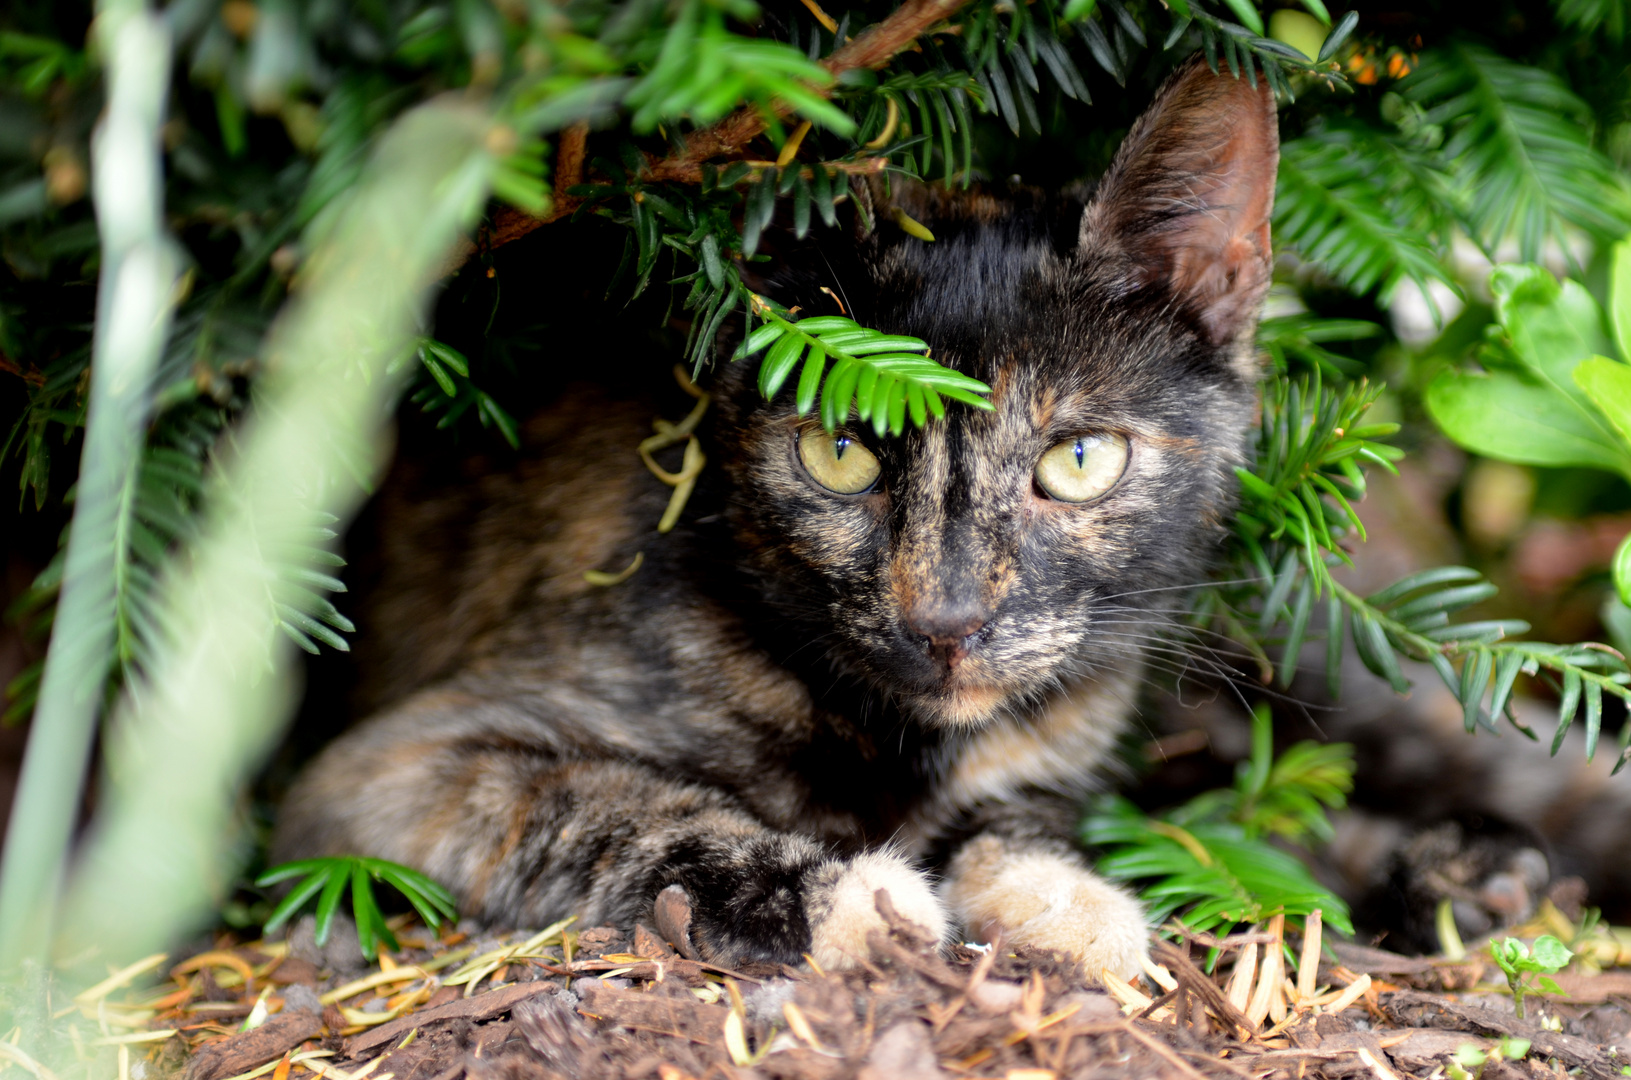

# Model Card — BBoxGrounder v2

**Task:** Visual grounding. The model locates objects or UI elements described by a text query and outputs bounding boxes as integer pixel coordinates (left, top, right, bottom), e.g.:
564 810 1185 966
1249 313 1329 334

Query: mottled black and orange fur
275 58 1279 977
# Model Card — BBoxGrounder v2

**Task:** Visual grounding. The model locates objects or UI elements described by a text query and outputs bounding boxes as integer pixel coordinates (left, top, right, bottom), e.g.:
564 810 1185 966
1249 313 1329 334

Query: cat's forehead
866 211 1214 414
866 195 1085 337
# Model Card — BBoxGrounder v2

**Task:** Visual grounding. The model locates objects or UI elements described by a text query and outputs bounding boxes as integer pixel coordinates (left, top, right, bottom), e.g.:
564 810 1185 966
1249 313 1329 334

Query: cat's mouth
934 682 1009 725
895 668 1021 727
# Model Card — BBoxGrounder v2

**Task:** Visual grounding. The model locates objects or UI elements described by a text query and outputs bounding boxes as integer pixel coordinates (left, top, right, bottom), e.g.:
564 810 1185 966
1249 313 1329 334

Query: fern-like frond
1331 568 1631 770
735 305 994 434
844 66 985 182
1275 121 1457 303
258 856 459 957
1552 0 1627 40
1401 44 1631 263
1256 312 1381 378
1084 799 1354 934
1232 371 1402 599
408 338 522 449
1082 703 1354 933
622 0 854 136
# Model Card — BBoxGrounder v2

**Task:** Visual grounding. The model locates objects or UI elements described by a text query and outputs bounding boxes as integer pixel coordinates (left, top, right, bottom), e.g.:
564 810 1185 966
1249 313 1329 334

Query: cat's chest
688 647 1137 852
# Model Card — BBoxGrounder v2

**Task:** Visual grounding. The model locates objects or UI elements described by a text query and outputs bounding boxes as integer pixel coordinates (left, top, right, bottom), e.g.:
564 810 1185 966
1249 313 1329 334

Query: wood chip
184 1010 323 1080
1384 989 1624 1080
342 980 558 1058
1296 911 1322 1003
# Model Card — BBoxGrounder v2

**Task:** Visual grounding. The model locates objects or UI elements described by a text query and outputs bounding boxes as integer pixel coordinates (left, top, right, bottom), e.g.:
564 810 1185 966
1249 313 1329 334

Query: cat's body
275 59 1278 978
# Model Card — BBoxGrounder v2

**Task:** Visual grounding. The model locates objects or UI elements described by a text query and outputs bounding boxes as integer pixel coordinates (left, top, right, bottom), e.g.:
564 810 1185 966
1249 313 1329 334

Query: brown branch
646 0 971 182
657 154 889 186
482 0 973 252
0 352 45 388
548 122 589 219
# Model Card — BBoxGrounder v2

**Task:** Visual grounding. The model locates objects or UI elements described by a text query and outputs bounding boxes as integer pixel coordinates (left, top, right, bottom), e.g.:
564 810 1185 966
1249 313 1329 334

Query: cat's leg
940 794 1148 982
275 688 947 969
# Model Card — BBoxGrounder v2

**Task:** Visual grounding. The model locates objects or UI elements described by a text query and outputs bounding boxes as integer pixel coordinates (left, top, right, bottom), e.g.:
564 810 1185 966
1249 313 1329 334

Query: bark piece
344 981 562 1057
575 978 726 1041
269 957 322 986
1382 1028 1494 1073
515 995 598 1078
1548 972 1631 1004
632 923 676 961
1327 941 1486 990
185 1010 323 1080
857 1021 947 1080
1151 940 1258 1039
1384 989 1622 1079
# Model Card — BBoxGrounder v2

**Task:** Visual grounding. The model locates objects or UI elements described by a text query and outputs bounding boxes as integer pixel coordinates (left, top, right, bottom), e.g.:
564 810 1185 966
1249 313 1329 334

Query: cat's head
714 58 1277 727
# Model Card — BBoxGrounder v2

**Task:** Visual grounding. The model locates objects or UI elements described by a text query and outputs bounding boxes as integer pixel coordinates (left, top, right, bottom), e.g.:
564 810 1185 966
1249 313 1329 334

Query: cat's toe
945 836 1148 983
803 850 949 971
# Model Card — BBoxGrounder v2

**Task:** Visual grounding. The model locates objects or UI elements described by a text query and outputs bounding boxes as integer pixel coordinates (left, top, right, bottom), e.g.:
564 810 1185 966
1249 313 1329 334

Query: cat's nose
904 607 988 670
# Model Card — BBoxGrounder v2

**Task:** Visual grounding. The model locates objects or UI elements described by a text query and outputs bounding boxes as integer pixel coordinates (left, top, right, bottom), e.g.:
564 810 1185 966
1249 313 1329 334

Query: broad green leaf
1573 355 1631 452
1425 367 1631 474
1614 534 1631 608
1489 267 1625 462
1528 935 1573 971
1612 238 1631 365
1268 10 1326 60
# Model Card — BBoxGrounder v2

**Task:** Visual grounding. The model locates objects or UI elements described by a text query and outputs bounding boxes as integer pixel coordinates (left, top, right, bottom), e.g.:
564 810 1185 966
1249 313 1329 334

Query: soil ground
103 897 1631 1080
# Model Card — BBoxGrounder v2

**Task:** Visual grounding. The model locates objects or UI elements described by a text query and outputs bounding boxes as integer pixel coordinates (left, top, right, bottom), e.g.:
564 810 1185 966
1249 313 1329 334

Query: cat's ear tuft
1080 57 1278 352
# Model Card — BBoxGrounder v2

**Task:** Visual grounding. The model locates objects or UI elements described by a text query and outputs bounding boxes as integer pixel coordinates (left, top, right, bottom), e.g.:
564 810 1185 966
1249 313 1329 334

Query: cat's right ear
1079 57 1279 354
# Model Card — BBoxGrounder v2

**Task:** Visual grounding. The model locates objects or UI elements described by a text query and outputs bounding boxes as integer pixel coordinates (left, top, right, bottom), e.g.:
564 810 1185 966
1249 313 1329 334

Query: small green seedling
1488 935 1572 1020
1447 1037 1532 1080
258 856 460 958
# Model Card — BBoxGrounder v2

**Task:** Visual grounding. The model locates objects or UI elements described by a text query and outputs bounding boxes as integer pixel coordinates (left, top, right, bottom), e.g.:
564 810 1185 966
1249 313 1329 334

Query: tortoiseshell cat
274 58 1277 980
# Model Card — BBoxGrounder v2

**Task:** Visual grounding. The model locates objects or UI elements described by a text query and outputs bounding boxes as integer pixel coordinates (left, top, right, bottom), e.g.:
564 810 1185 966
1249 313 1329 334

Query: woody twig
483 0 972 251
0 352 44 387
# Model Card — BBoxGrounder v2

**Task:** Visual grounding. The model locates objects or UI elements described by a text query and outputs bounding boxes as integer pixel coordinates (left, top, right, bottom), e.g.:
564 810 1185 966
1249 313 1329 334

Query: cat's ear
1079 57 1278 350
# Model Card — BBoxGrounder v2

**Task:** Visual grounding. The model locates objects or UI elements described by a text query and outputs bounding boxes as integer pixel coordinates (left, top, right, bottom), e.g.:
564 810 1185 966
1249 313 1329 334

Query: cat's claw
652 883 699 960
945 836 1148 983
804 851 949 971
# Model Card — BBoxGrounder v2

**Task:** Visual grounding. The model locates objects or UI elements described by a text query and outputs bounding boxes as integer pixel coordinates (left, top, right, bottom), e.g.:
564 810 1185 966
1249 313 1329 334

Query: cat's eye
1034 434 1129 503
797 425 881 495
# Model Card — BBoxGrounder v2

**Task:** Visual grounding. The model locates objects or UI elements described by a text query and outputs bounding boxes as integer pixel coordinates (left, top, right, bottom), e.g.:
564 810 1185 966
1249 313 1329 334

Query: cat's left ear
1079 57 1278 352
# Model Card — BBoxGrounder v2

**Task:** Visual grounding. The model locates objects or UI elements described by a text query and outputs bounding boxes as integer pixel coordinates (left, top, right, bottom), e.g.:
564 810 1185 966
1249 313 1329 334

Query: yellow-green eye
1034 434 1129 503
797 426 881 495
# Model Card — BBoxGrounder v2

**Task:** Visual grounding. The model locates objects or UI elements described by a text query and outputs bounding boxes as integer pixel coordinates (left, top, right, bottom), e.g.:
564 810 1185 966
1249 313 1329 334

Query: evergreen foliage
1084 705 1356 934
259 856 460 958
2 0 1631 960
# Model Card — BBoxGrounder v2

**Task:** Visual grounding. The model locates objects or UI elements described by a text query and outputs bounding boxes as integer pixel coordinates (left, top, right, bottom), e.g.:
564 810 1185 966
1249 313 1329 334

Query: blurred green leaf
1425 367 1631 474
1426 265 1631 479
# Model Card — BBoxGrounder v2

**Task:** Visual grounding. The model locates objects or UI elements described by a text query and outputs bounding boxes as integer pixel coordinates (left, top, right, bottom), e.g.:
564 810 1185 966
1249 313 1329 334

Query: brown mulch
68 897 1631 1080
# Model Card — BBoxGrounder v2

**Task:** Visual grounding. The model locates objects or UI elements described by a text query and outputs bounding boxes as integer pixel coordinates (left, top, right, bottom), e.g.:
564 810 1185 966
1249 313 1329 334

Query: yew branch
484 0 972 249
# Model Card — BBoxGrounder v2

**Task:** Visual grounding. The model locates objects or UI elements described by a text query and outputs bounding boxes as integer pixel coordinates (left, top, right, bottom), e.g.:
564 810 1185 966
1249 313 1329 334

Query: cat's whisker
1091 576 1267 605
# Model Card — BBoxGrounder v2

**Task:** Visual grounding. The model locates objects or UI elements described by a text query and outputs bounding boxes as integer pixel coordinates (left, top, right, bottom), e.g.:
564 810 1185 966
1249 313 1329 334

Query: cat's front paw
944 835 1147 983
803 851 949 971
653 845 947 970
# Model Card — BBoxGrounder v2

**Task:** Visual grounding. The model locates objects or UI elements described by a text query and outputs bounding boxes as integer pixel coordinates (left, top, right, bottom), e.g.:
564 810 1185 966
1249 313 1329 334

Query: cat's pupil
1073 439 1085 468
834 437 850 460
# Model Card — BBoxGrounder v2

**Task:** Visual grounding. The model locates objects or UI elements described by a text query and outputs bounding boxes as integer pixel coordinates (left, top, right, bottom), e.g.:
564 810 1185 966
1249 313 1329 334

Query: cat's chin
908 682 1011 727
